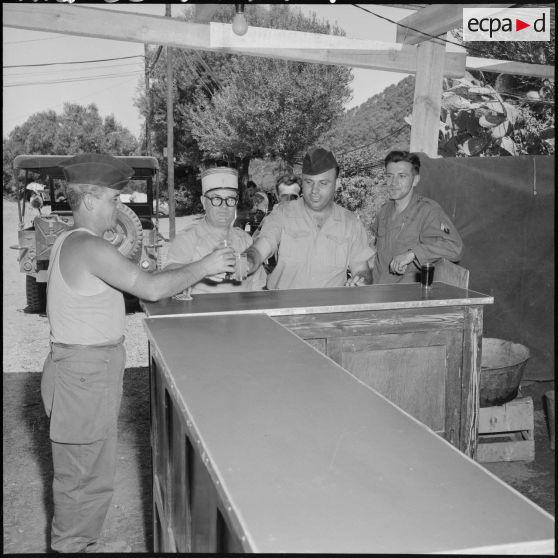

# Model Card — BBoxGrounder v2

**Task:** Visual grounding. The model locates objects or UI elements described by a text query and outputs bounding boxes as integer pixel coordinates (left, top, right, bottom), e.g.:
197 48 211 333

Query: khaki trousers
41 339 125 553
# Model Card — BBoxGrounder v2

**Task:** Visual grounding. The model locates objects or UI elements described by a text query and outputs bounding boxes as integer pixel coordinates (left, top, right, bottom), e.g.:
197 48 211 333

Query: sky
3 3 414 140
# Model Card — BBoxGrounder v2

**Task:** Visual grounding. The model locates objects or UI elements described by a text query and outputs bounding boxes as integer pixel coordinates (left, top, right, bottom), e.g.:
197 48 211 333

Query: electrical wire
4 71 142 88
3 55 144 69
4 61 144 79
178 50 216 97
4 36 66 45
351 4 552 66
193 50 224 90
3 75 137 131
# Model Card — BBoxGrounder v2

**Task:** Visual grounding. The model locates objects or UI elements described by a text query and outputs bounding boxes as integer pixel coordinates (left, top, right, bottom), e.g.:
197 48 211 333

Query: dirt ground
3 199 554 553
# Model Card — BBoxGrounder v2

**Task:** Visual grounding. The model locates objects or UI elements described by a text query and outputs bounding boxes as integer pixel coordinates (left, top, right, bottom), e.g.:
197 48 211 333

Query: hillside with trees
323 75 414 157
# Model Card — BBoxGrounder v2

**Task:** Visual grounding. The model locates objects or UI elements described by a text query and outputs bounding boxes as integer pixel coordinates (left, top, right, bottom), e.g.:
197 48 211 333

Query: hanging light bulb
232 4 248 36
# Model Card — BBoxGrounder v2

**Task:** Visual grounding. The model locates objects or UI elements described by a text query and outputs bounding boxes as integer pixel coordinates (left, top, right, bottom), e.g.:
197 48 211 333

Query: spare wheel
103 204 143 263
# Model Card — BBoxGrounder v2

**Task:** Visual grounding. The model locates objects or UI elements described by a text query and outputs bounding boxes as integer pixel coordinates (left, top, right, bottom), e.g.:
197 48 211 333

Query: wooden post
166 4 175 240
409 38 446 156
144 43 151 156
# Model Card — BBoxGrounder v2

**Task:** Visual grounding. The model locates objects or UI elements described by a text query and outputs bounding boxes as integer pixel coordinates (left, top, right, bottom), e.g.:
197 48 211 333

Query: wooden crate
476 396 535 463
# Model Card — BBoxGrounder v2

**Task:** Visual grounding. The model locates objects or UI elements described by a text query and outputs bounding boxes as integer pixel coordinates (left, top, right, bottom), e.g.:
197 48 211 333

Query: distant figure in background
372 150 463 284
241 180 258 211
253 190 269 214
165 167 266 294
274 174 302 205
29 191 44 215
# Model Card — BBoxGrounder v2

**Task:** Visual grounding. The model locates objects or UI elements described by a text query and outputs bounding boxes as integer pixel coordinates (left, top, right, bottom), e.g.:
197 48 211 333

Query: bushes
335 163 388 244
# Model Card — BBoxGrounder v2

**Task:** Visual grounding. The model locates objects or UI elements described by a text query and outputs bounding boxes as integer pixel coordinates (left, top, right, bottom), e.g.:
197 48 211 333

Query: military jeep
13 155 163 313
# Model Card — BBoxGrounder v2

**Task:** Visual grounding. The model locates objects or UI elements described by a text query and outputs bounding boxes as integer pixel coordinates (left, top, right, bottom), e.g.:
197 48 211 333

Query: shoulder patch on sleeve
441 222 451 234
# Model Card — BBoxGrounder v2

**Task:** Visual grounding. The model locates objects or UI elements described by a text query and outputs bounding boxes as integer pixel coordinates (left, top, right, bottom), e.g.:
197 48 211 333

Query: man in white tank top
41 153 236 553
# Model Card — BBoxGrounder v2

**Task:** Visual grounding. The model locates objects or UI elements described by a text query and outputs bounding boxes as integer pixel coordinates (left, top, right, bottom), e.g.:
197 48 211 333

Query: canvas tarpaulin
416 154 554 381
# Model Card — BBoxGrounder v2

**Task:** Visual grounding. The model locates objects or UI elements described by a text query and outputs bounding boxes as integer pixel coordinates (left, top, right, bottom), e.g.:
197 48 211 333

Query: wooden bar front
144 312 554 554
143 283 492 455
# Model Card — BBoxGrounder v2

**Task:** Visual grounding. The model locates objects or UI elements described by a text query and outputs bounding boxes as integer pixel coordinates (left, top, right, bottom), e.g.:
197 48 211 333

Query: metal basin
480 338 530 407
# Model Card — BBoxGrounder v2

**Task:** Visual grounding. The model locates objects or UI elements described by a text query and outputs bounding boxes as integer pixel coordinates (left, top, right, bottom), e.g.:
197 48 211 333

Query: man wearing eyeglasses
165 167 266 294
245 148 375 290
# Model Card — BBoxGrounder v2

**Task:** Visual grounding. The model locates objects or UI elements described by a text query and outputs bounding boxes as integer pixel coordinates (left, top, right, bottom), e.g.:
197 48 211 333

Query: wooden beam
2 4 466 77
396 4 514 45
3 5 553 79
208 22 466 77
409 38 447 156
466 56 555 79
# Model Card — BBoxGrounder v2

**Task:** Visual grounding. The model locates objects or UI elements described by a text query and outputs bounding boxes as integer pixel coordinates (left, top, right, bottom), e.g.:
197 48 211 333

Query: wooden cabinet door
326 330 463 446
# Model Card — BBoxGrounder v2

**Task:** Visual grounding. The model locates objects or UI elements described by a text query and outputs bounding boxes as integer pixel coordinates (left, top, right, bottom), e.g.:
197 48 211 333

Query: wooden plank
476 438 535 463
466 56 555 79
145 314 555 553
341 336 447 431
410 38 446 155
478 397 534 435
2 4 466 76
396 4 514 44
434 259 470 289
3 4 552 78
461 305 483 458
275 307 464 340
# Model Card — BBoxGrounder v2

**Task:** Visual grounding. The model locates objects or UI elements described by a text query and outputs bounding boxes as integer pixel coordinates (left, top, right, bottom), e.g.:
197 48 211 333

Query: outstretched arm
243 237 274 276
82 236 236 301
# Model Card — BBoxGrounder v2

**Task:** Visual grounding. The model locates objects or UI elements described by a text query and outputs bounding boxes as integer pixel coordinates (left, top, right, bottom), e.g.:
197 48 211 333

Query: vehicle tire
103 204 144 263
26 275 46 314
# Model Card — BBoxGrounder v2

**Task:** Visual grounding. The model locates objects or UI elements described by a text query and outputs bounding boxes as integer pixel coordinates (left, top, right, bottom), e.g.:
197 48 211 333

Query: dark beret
59 153 134 191
302 147 338 176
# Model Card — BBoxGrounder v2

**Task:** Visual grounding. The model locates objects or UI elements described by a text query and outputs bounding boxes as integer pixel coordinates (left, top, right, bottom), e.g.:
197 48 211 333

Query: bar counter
144 311 554 553
142 281 492 318
143 282 493 456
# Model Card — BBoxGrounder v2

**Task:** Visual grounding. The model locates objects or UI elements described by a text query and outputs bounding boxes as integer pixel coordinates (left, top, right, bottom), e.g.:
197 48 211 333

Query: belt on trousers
50 336 125 351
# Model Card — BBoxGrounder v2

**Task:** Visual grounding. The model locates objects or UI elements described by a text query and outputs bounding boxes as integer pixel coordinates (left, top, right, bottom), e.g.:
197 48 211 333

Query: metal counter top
142 282 493 318
144 313 553 554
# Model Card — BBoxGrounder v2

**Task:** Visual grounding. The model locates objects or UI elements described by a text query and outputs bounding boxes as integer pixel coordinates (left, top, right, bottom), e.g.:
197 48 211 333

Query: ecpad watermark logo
463 8 550 41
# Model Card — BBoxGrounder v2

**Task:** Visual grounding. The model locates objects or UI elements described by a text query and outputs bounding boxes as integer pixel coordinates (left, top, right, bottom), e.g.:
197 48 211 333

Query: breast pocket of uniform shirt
325 234 350 267
49 356 110 444
280 229 311 262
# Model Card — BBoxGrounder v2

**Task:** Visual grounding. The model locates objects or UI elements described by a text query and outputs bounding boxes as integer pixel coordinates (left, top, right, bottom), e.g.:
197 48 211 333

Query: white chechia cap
201 167 238 194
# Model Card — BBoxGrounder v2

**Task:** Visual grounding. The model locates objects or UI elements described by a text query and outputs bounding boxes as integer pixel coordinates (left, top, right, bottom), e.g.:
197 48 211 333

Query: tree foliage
3 103 138 196
438 28 555 157
137 4 352 202
322 75 414 156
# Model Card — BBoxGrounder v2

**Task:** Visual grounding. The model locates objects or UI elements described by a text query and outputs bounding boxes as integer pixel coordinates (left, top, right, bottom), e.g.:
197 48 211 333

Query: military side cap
59 153 134 191
201 167 238 194
302 147 338 176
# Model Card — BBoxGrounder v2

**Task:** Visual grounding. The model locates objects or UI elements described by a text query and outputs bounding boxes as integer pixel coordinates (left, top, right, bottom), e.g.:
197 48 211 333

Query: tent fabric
416 154 554 381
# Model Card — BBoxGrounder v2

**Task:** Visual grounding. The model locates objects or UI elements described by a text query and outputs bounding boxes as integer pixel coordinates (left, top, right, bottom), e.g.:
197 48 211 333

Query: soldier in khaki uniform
164 167 266 294
245 147 375 289
372 150 463 284
40 153 235 553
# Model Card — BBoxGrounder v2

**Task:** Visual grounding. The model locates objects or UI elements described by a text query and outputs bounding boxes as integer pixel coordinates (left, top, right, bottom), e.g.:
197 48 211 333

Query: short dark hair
384 151 420 174
275 174 302 195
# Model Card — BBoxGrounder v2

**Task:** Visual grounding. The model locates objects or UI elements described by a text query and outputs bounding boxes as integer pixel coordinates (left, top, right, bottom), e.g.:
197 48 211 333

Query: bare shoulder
63 231 123 269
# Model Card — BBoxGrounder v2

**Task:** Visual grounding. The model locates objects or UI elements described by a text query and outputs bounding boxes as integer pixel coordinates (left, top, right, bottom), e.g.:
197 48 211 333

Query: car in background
12 155 163 313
